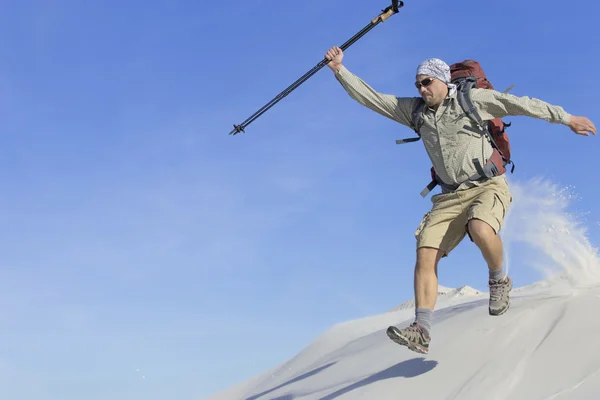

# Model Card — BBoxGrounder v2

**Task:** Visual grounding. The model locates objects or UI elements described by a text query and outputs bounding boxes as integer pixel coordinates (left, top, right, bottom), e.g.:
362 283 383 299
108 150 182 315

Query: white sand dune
207 280 600 400
206 179 600 400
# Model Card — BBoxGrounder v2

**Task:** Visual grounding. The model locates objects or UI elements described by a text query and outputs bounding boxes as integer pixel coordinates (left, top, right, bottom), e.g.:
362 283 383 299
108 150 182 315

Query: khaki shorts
414 177 512 256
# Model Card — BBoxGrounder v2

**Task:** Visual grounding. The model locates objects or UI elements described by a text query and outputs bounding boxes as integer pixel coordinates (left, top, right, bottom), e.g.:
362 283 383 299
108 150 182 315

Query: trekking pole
228 0 404 135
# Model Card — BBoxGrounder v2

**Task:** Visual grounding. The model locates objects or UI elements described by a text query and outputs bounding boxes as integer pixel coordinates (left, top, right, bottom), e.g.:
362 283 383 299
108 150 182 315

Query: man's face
415 75 448 108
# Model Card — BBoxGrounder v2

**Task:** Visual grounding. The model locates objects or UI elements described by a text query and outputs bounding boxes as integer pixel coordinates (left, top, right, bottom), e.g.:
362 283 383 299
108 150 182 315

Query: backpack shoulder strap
456 78 486 130
411 98 426 133
456 78 501 148
396 99 425 145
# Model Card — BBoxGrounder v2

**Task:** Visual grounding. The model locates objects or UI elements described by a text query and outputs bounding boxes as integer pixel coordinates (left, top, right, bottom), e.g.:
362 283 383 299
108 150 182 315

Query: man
324 45 596 354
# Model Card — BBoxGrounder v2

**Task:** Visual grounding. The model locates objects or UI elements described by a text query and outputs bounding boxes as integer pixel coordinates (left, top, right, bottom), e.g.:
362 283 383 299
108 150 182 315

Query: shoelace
406 323 425 336
489 280 508 301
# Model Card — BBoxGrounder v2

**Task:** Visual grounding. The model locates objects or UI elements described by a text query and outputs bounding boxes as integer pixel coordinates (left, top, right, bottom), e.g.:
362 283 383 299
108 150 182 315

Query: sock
489 267 505 282
415 308 433 336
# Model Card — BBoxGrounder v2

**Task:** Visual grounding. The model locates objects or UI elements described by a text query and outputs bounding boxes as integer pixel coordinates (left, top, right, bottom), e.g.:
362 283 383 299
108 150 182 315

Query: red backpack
450 60 513 172
398 59 515 197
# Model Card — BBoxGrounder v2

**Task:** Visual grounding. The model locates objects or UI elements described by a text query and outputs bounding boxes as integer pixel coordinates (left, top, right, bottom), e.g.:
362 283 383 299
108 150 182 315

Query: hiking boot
489 276 512 316
386 322 430 354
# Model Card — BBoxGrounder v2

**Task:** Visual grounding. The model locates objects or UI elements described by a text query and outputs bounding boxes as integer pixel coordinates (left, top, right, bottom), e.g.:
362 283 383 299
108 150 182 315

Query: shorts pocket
414 212 431 238
494 194 505 219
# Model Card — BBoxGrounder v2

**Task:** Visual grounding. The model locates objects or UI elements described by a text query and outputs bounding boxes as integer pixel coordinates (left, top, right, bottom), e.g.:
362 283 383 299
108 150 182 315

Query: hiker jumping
324 45 596 355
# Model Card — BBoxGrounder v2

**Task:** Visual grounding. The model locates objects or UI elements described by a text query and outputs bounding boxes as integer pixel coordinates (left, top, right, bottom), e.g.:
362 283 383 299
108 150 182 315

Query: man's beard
423 95 437 107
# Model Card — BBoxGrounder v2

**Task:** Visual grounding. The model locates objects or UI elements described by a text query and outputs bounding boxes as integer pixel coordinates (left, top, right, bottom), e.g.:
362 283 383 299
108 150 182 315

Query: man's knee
416 247 445 271
467 218 498 243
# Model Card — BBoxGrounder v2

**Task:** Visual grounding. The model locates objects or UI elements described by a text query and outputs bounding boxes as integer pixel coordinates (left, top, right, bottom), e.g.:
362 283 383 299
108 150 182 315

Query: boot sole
489 301 510 316
386 326 429 354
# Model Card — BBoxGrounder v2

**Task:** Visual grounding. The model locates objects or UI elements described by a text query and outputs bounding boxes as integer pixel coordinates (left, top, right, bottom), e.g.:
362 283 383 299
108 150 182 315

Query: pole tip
229 124 245 135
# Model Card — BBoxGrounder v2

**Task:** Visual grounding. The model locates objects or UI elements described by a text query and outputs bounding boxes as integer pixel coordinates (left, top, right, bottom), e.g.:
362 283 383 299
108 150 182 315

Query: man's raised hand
325 46 344 73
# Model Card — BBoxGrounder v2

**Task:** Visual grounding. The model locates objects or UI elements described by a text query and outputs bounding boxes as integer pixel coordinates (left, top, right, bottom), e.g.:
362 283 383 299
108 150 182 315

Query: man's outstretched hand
569 116 596 136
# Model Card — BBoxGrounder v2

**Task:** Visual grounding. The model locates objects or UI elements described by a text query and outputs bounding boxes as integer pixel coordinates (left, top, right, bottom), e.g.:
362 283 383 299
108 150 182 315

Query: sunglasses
414 77 436 89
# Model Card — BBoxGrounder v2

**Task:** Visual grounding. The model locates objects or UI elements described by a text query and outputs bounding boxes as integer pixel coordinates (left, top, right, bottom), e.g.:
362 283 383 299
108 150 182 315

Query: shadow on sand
245 362 336 400
318 357 438 400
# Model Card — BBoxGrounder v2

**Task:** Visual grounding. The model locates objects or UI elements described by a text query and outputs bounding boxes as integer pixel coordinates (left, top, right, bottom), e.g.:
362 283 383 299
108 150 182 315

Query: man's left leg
466 178 513 315
468 218 504 273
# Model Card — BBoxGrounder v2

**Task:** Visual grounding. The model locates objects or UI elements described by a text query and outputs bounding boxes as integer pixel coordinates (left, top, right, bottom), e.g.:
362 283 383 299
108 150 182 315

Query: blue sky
0 0 598 399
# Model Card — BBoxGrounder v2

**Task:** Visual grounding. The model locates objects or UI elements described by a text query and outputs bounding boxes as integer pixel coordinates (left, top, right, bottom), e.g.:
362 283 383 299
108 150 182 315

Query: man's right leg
414 246 446 334
386 247 445 354
387 192 467 354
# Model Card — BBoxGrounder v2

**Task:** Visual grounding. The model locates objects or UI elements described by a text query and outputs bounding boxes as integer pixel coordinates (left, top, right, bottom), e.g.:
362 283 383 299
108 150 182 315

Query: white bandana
416 58 451 83
417 58 456 96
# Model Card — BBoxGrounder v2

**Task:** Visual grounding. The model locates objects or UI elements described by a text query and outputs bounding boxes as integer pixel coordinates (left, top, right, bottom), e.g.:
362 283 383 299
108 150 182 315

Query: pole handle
372 1 403 24
373 8 393 24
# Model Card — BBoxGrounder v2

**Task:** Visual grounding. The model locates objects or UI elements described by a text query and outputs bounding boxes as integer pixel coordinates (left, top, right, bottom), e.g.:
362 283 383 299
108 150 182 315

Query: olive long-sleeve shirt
334 65 572 191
